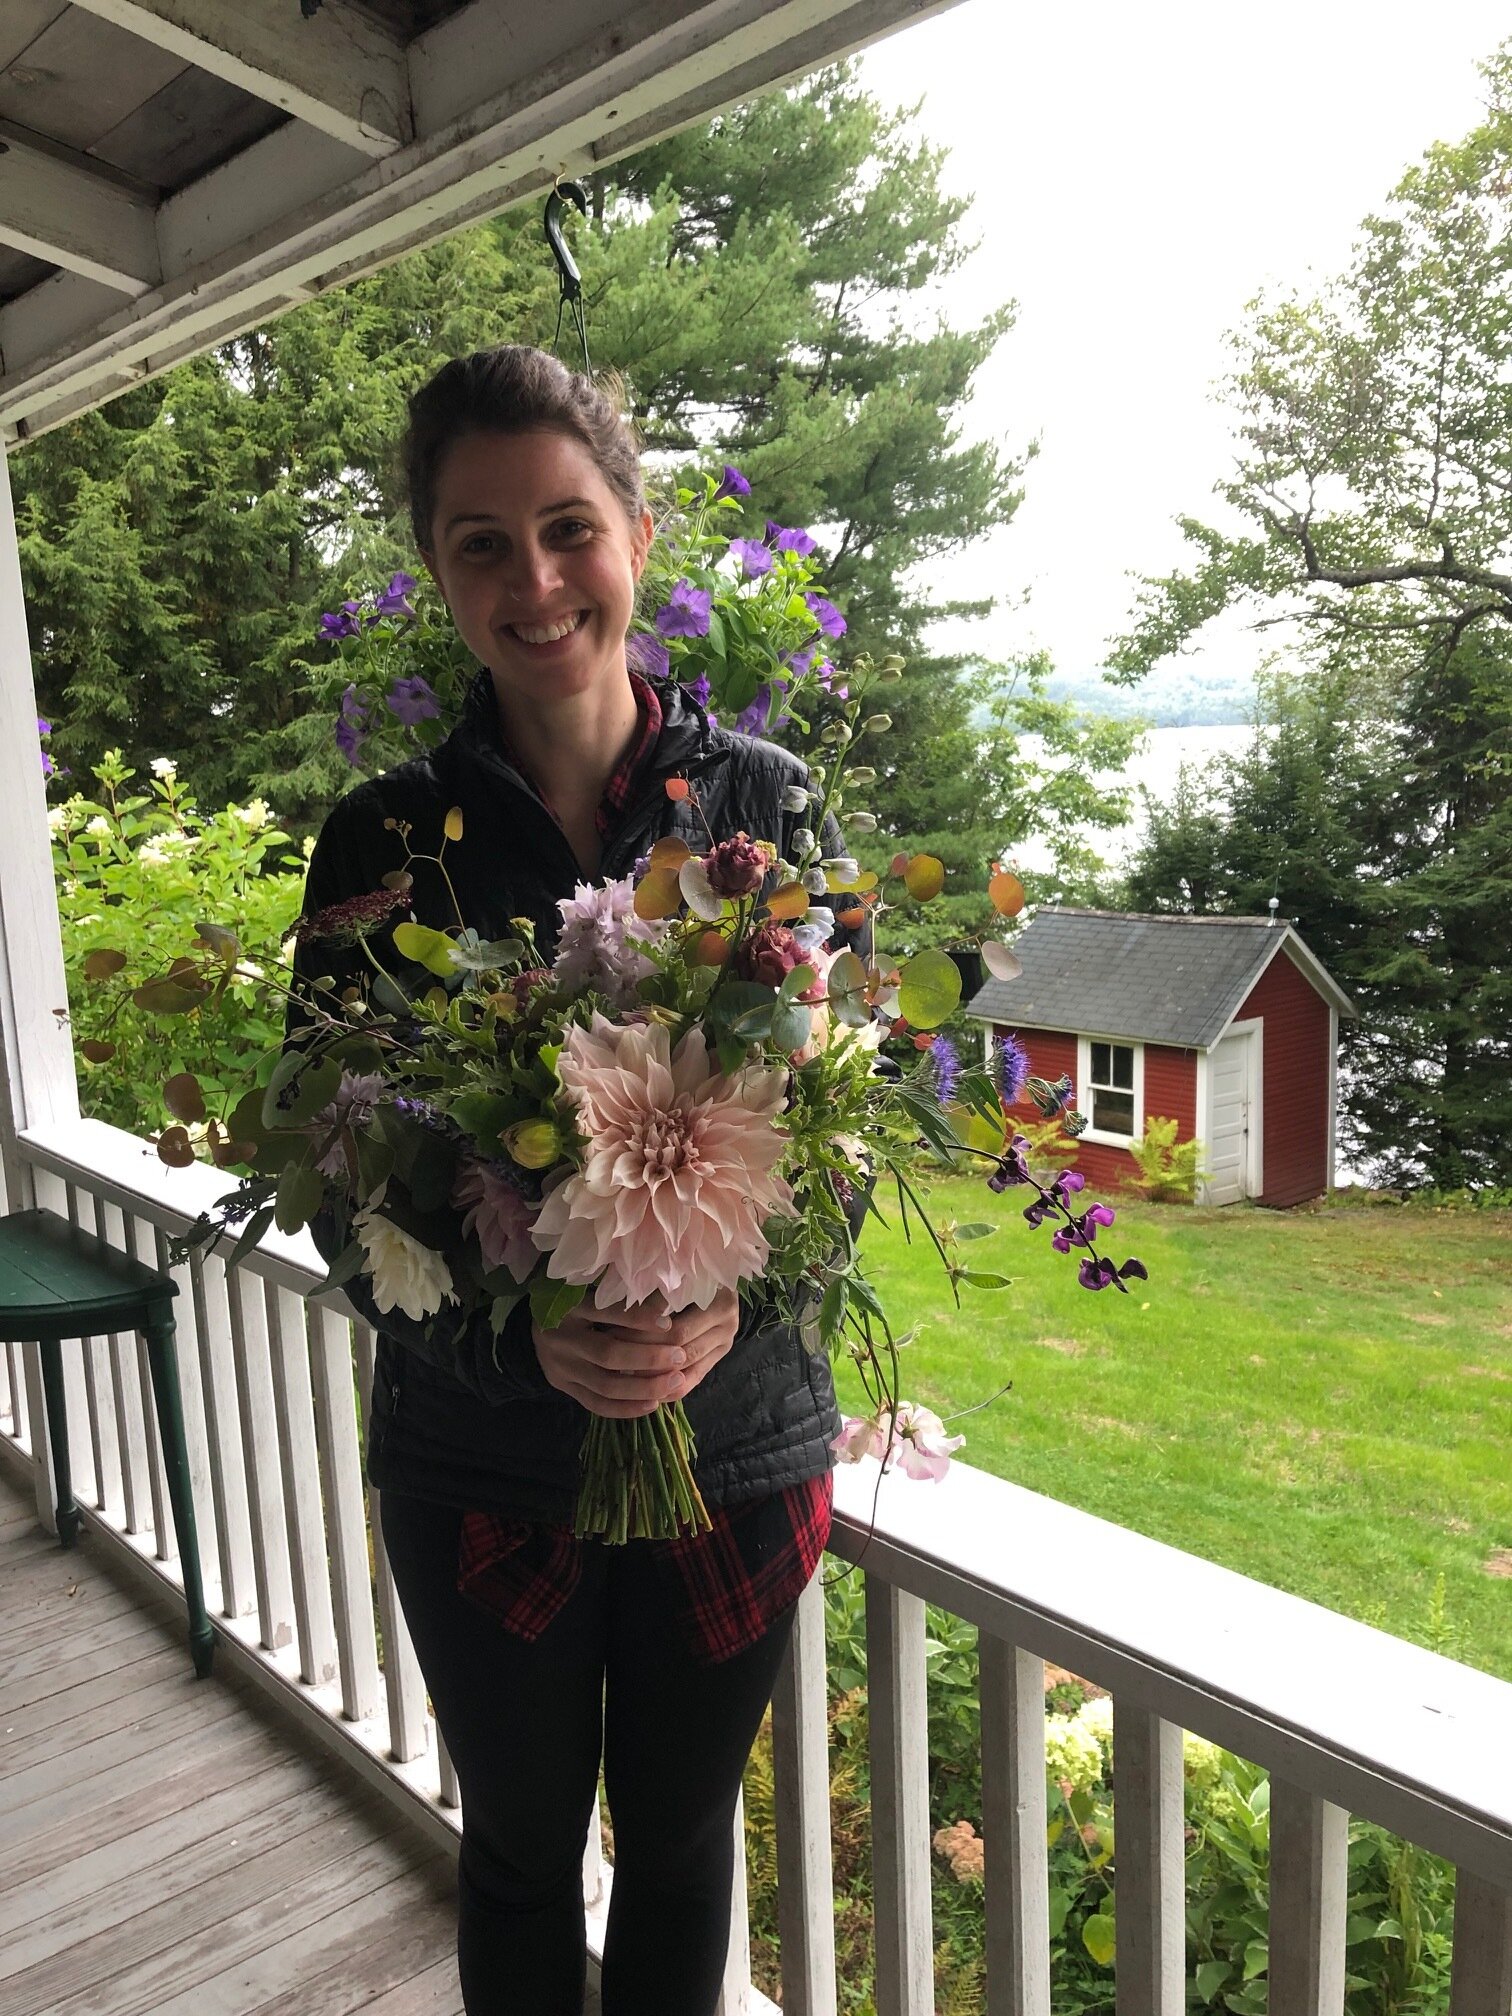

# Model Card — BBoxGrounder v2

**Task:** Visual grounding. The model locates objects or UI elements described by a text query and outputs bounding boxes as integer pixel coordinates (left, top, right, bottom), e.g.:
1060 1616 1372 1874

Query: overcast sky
857 1 1507 689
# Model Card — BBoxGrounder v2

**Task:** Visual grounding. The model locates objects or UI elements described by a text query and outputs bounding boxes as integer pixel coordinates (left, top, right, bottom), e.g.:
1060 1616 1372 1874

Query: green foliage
54 752 305 1136
1129 1115 1205 1203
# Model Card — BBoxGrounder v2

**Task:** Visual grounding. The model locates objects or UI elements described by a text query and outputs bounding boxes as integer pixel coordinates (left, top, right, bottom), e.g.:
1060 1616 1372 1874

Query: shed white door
1207 1030 1256 1205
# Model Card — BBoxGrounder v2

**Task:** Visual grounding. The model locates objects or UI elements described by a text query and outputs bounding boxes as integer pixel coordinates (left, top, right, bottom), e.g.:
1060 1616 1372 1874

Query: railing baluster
307 1299 382 1722
264 1280 339 1686
67 1181 119 1517
716 1788 753 2016
583 1796 606 1911
437 1728 460 1807
1113 1704 1185 2016
353 1320 430 1763
866 1576 934 2016
124 1211 172 1556
152 1223 220 1605
191 1250 256 1620
0 1337 15 1434
770 1571 837 2016
95 1197 152 1534
1449 1871 1512 2016
224 1257 297 1653
981 1637 1051 2016
1268 1778 1348 2014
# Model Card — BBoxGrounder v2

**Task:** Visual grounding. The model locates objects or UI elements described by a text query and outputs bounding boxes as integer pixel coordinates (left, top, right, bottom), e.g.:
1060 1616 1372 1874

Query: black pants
379 1491 797 2016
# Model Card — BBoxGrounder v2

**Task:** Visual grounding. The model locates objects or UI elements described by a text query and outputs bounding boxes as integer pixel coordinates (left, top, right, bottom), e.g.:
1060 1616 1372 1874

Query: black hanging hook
545 179 592 377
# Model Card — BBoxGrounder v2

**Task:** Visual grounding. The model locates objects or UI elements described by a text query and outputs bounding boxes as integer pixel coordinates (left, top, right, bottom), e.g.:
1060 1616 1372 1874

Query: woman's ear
630 508 654 582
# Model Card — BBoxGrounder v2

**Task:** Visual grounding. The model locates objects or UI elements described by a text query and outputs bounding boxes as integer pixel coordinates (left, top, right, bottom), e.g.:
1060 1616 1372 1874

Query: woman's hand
533 1286 740 1418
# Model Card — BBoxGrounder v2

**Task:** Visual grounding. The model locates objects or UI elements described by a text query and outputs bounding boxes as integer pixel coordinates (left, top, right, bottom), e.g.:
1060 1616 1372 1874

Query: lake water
1016 721 1257 875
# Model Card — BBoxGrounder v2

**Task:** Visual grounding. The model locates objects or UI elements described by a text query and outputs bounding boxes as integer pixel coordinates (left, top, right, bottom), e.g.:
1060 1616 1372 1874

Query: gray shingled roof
964 910 1348 1050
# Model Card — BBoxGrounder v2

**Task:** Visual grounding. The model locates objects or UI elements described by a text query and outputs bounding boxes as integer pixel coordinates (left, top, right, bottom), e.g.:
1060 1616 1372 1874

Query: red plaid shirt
462 668 832 1663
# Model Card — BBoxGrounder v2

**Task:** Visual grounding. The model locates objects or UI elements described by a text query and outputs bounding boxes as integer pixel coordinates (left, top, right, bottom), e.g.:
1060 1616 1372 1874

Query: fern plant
1130 1114 1206 1203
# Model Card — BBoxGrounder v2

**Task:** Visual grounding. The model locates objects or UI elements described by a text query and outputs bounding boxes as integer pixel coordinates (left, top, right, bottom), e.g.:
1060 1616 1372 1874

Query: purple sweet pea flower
386 674 440 726
1086 1202 1117 1229
729 538 773 580
713 465 751 502
765 522 817 558
626 633 671 680
654 579 713 640
374 571 418 619
805 593 847 639
1078 1257 1120 1292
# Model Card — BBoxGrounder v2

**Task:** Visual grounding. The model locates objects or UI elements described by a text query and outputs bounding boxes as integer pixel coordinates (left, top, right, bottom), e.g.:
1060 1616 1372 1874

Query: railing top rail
832 1462 1512 1884
23 1116 1512 1885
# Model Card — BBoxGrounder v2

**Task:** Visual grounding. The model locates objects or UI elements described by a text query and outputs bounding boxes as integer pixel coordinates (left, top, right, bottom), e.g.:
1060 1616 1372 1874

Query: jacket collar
449 666 722 787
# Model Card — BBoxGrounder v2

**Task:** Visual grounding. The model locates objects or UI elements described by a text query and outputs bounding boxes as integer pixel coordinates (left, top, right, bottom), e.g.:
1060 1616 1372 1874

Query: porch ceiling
0 0 958 446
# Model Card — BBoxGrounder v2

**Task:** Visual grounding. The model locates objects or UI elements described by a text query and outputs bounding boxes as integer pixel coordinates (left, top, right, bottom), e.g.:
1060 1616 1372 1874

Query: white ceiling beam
0 136 160 294
0 0 959 437
67 0 412 157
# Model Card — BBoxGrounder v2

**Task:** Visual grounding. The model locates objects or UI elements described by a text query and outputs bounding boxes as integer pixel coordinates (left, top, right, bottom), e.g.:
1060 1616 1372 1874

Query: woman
293 346 845 2016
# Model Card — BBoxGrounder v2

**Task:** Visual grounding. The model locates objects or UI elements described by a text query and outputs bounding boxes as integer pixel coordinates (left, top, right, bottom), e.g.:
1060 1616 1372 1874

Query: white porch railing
4 1113 1511 2016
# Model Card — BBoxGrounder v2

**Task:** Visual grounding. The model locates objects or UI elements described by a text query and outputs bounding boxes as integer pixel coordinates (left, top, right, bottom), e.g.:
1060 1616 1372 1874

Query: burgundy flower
737 922 805 990
704 831 770 900
296 886 410 947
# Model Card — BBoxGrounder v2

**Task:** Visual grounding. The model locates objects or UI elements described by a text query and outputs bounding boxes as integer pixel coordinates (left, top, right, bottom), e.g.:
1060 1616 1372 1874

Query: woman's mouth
505 612 586 645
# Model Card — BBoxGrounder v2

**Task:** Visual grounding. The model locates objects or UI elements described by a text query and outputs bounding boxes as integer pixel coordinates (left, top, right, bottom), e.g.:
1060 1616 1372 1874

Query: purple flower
40 750 55 779
765 522 817 558
681 672 712 711
320 609 362 642
385 674 440 727
788 646 817 679
374 571 417 619
626 633 671 681
1023 1197 1055 1229
729 538 773 580
733 684 791 737
1119 1258 1149 1282
805 593 847 640
996 1033 1030 1106
930 1035 961 1108
654 580 713 640
1086 1202 1117 1229
37 717 52 737
335 683 370 765
1079 1257 1119 1292
713 465 751 502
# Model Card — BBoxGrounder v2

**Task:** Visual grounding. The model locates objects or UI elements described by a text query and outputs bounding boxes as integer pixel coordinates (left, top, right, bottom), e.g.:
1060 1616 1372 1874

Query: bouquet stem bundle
577 1405 711 1542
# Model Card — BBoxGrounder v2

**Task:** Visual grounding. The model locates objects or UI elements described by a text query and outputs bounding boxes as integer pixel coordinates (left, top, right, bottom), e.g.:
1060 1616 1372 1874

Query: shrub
53 750 306 1140
1130 1113 1205 1203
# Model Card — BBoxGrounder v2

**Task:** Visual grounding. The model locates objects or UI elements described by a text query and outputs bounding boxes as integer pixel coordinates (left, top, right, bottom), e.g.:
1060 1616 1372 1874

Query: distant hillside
1037 663 1256 727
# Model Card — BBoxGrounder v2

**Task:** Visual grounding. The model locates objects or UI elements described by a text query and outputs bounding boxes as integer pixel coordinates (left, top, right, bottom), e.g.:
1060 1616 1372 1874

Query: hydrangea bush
51 750 306 1137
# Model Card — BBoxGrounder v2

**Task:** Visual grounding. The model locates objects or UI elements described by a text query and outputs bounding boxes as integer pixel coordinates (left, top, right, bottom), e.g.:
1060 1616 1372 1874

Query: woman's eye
552 518 593 542
460 534 497 556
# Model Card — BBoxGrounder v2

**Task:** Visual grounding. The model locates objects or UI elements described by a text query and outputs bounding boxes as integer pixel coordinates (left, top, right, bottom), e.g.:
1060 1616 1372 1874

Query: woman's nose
502 542 564 607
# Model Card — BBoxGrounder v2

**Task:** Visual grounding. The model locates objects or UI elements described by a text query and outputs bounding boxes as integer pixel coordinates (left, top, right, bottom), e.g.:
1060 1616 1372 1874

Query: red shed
963 909 1357 1206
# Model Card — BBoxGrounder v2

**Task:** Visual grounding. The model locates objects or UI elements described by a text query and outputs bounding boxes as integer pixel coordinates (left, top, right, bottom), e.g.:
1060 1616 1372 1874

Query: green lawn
849 1179 1512 1681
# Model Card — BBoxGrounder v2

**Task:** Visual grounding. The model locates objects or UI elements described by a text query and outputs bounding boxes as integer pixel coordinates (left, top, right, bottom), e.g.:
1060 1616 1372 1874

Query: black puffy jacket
295 673 845 1522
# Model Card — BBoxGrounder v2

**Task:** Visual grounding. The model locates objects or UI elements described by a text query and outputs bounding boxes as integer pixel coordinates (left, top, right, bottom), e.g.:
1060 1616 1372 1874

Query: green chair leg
37 1339 81 1548
142 1316 216 1678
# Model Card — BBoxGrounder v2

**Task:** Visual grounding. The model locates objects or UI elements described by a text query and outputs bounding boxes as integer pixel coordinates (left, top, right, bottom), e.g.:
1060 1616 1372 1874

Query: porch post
0 439 80 1527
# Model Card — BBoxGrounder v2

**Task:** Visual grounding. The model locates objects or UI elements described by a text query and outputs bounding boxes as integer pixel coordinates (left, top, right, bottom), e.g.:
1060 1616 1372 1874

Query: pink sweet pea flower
831 1415 884 1464
878 1402 965 1482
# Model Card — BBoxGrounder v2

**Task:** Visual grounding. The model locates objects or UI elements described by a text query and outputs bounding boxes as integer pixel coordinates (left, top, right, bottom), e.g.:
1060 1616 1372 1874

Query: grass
847 1176 1512 1682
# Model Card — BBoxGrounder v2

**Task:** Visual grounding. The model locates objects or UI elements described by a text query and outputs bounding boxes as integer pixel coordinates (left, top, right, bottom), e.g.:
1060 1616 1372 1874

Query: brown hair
401 345 645 552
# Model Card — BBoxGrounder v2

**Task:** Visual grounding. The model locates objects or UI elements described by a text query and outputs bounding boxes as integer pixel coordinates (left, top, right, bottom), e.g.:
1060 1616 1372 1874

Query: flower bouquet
84 470 1147 1541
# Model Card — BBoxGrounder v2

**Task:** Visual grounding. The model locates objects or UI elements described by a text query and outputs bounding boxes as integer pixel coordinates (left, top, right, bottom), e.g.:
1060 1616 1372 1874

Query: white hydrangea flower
1043 1715 1105 1794
231 799 271 831
1074 1694 1114 1752
151 756 177 778
354 1206 456 1321
137 842 171 868
86 815 112 837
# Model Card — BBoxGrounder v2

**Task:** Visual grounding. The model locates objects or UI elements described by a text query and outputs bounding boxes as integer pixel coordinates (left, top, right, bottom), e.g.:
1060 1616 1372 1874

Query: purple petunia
386 674 440 727
654 579 713 640
626 633 671 681
320 600 363 643
765 522 817 558
729 538 773 580
374 571 417 619
681 672 712 711
805 593 847 640
713 465 751 503
37 717 52 737
732 684 792 738
335 683 370 765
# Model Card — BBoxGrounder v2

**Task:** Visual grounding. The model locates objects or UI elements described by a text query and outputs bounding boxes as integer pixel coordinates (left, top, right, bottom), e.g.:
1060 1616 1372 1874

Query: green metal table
0 1207 215 1677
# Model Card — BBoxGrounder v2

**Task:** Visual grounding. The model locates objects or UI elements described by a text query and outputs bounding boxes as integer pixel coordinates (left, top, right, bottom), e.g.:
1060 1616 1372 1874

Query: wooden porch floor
0 1469 466 2016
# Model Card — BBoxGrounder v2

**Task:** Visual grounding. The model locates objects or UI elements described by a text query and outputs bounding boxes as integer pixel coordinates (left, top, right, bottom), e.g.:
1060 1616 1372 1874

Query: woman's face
421 428 652 717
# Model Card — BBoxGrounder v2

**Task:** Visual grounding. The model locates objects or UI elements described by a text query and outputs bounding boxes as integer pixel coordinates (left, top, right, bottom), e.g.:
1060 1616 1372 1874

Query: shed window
1088 1041 1136 1137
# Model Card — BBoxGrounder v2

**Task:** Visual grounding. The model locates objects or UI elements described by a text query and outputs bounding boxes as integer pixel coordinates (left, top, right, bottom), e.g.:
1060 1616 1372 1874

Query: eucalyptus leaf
275 1163 326 1235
